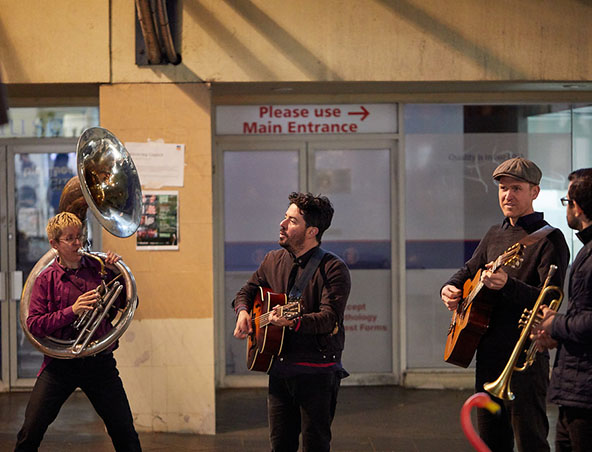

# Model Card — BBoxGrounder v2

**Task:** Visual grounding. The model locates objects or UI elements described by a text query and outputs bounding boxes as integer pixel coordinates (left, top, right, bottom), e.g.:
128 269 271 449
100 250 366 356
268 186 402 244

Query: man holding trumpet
533 168 592 452
441 157 569 451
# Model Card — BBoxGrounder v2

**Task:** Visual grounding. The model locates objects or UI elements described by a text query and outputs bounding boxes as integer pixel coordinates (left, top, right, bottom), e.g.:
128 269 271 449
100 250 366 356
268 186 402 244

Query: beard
279 230 306 254
567 212 581 231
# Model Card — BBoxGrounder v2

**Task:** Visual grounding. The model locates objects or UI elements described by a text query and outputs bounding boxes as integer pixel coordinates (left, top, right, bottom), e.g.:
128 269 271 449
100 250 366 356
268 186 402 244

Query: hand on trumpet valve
540 306 558 331
72 289 99 316
529 305 558 351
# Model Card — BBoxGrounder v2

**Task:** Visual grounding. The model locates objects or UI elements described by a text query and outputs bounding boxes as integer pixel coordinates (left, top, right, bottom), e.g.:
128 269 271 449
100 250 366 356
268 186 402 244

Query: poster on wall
136 190 179 250
125 141 185 188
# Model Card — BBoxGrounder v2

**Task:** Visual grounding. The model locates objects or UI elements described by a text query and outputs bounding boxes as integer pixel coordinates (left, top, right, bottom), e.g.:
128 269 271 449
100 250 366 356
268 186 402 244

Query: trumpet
483 265 564 400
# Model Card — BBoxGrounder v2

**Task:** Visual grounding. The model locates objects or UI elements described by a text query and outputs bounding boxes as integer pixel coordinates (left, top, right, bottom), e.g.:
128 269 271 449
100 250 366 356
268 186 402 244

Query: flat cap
492 157 542 185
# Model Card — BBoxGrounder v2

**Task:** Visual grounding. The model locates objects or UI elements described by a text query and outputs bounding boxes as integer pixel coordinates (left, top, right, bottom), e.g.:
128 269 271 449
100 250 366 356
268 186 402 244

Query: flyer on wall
136 190 179 250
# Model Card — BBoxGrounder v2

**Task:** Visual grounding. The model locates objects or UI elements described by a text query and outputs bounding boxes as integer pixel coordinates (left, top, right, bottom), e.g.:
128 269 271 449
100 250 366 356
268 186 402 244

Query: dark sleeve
500 229 570 309
551 255 592 345
298 257 351 335
552 309 592 345
232 252 272 315
27 273 76 337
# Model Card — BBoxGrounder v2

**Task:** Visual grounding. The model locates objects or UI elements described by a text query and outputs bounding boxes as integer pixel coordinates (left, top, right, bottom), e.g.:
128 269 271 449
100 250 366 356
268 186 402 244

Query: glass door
220 142 304 383
2 139 77 388
309 142 396 378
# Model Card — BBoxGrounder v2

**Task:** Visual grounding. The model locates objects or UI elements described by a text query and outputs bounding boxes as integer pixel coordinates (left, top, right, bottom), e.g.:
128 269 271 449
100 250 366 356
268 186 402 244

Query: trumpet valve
518 309 531 328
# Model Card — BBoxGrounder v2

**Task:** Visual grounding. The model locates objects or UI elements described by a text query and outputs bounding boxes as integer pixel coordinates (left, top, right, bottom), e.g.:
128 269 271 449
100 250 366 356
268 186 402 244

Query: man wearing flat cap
441 157 569 452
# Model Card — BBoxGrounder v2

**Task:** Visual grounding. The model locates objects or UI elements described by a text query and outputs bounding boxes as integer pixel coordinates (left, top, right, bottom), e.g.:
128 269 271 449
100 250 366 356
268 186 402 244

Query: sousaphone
20 127 143 358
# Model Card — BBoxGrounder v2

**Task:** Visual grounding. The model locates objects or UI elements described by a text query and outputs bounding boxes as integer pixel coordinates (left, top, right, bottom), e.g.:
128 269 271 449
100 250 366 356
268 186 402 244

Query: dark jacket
233 247 351 363
444 212 569 381
548 226 592 408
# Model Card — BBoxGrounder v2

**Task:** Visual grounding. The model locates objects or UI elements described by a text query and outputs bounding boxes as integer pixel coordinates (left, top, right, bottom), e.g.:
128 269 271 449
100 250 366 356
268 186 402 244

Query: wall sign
125 141 185 188
216 104 398 135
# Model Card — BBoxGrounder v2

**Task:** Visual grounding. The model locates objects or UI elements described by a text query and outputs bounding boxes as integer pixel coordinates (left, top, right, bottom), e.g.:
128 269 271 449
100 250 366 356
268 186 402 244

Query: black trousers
268 372 341 452
15 353 141 452
555 406 592 452
476 353 550 452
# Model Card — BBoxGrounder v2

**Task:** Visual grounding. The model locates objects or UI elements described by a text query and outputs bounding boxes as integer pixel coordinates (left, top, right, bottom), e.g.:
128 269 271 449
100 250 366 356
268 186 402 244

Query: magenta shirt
27 255 122 374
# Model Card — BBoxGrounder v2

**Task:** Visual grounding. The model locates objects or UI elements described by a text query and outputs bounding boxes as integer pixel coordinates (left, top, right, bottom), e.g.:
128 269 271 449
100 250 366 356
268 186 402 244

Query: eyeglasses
560 197 574 207
59 234 84 244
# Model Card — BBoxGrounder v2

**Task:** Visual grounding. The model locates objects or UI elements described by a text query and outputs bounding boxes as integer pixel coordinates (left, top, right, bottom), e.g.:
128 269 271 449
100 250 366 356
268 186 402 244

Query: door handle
11 270 23 301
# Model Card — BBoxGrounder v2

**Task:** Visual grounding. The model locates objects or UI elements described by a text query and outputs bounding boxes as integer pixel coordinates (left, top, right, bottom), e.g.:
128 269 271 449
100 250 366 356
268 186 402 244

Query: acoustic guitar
444 243 524 368
247 286 302 372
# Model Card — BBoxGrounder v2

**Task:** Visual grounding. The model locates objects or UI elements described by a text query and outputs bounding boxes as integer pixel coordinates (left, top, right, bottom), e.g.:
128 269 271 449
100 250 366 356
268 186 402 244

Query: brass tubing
484 265 563 400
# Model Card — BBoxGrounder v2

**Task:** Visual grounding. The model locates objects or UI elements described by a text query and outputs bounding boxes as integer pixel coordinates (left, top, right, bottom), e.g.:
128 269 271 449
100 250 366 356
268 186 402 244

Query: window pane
1 107 99 138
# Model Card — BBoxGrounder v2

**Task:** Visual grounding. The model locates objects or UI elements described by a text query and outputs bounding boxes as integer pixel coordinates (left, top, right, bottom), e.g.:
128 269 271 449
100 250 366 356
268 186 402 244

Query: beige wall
0 0 110 83
100 83 213 320
2 0 591 85
100 83 215 433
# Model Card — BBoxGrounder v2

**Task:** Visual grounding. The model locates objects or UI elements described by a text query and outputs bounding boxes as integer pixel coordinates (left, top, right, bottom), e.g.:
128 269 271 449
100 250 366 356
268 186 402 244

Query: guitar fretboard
251 303 299 328
460 256 504 315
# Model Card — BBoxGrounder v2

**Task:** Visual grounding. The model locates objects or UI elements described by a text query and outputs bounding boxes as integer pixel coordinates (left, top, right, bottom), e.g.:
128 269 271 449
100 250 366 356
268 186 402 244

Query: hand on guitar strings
441 285 462 311
480 262 508 290
269 305 295 328
233 310 253 340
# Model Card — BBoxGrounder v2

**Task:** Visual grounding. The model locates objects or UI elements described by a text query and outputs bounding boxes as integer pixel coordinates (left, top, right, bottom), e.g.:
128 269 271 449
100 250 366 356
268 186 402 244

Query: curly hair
46 212 82 242
568 168 592 221
288 192 334 243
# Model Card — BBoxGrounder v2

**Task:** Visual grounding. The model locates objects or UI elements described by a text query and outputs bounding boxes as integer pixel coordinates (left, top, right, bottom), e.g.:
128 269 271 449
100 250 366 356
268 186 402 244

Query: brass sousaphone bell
20 127 143 358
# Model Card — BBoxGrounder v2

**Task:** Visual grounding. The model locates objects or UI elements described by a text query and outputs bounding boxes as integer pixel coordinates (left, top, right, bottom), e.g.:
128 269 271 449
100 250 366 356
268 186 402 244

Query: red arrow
348 106 369 121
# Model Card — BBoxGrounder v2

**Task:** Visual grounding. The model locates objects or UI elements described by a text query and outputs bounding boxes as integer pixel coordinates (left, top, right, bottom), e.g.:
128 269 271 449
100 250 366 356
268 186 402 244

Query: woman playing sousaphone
15 127 143 451
15 212 141 451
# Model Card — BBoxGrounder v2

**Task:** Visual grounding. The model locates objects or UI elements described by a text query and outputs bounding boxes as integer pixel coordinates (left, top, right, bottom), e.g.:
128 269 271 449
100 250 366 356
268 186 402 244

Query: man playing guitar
441 157 569 452
233 192 351 452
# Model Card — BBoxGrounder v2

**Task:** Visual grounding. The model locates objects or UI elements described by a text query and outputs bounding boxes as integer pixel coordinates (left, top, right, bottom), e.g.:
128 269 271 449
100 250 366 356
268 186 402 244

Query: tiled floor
0 386 558 451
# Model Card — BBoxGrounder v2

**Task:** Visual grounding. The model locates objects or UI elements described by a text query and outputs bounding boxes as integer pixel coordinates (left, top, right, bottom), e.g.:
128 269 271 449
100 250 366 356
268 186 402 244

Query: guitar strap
519 224 556 247
288 247 327 301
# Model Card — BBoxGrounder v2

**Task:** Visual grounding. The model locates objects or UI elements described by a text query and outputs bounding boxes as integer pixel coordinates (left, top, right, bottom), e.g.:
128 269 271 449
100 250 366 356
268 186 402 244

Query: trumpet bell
483 375 515 401
77 127 143 238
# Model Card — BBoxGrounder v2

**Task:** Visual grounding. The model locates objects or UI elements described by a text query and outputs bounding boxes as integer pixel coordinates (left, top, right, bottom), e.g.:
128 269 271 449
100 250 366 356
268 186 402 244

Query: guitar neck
464 256 507 305
465 280 483 306
254 305 291 328
490 260 502 273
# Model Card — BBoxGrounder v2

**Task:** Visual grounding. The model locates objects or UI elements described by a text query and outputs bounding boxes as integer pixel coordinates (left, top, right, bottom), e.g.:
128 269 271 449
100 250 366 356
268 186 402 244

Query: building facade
1 0 591 434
